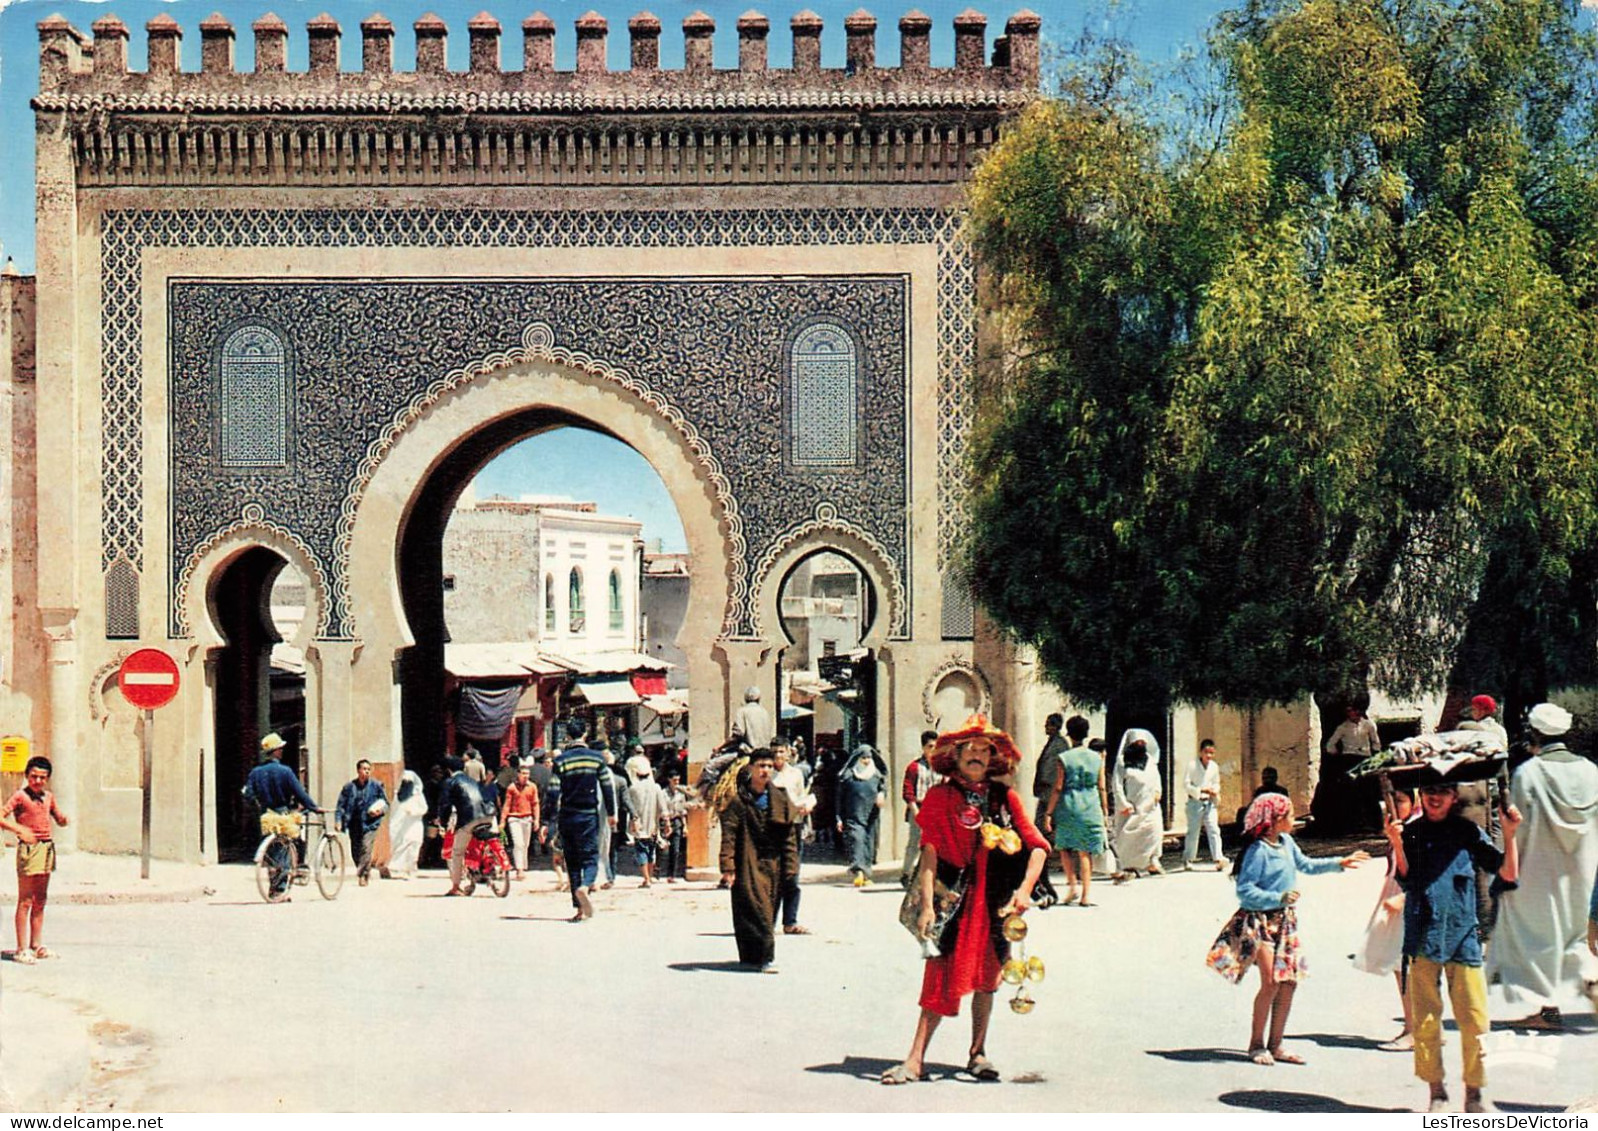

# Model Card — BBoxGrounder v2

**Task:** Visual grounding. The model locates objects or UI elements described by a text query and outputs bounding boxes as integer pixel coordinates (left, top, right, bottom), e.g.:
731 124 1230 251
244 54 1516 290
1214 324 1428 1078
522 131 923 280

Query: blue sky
0 0 1231 550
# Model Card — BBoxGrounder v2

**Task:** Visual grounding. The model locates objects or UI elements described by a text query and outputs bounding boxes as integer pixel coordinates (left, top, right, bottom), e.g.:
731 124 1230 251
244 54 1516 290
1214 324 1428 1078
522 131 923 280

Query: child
1206 793 1368 1065
3 756 70 963
1388 776 1521 1114
1353 787 1419 1050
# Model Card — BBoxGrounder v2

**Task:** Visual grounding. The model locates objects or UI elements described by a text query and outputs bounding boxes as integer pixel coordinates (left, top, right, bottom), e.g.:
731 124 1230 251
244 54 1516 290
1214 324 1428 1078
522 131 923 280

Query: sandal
32 946 55 959
1510 1007 1562 1031
12 949 35 965
1270 1048 1305 1065
1248 1047 1274 1066
966 1054 1000 1081
880 1063 925 1085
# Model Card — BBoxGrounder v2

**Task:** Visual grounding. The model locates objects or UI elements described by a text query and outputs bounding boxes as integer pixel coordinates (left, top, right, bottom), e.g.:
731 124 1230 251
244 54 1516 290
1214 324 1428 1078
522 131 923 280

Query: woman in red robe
882 714 1049 1084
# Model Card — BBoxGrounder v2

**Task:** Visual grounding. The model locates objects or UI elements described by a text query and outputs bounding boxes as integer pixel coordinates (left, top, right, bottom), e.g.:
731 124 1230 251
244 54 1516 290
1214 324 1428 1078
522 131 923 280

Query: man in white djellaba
1487 702 1598 1029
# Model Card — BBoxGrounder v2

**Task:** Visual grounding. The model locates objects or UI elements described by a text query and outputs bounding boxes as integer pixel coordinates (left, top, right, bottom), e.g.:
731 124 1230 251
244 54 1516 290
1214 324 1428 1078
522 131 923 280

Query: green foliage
965 0 1598 710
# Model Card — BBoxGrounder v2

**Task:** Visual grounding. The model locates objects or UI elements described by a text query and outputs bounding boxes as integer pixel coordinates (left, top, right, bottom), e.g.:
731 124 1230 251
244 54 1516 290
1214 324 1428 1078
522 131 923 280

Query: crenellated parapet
33 8 1041 188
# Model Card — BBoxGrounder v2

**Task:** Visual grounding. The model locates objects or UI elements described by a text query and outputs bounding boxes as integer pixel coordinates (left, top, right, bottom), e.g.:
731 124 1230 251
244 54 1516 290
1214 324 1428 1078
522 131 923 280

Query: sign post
118 649 181 879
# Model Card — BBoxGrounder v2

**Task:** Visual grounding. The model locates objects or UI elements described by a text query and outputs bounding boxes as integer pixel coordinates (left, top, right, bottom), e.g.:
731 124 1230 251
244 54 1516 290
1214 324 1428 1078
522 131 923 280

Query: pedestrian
3 756 69 963
549 718 618 921
1488 702 1598 1029
836 745 886 887
626 754 669 887
1111 729 1164 881
1183 739 1224 871
504 763 541 880
386 767 427 879
463 748 488 784
420 764 447 870
1205 793 1368 1066
1043 715 1106 906
661 769 694 883
1352 786 1419 1052
1456 694 1508 748
1028 715 1066 906
334 759 389 887
597 747 623 889
881 715 1048 1085
730 685 775 752
435 755 493 897
1326 704 1381 759
1388 775 1521 1113
900 731 939 888
719 749 801 973
770 737 815 933
529 749 553 857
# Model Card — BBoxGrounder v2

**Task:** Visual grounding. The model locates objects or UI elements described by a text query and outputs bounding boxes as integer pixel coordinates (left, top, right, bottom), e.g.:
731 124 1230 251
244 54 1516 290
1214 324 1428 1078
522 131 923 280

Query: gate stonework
13 6 1042 858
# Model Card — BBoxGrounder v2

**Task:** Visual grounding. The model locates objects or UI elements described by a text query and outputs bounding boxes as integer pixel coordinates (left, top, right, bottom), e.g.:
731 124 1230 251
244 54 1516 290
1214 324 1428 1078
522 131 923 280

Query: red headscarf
1471 694 1497 717
1242 793 1293 837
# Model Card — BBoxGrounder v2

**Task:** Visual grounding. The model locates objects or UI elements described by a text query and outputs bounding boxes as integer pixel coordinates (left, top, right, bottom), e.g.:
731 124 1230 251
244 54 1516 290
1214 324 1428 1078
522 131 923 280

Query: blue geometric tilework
168 276 908 640
97 208 977 639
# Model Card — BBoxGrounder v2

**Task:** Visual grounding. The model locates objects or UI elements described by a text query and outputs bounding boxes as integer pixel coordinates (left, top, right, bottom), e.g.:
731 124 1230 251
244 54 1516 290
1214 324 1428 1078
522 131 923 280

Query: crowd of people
70 687 1590 1108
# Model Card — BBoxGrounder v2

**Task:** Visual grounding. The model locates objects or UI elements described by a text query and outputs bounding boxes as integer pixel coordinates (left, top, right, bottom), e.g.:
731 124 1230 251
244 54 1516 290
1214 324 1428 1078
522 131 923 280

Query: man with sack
335 759 389 887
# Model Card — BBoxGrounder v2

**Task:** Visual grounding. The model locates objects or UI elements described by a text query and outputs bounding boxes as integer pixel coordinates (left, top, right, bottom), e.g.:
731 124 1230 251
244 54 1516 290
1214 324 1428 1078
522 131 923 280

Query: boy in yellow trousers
1387 774 1520 1113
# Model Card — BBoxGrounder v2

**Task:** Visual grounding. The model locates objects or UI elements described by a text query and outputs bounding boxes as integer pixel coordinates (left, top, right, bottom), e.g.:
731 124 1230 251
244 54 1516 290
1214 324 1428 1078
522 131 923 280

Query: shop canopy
574 677 642 707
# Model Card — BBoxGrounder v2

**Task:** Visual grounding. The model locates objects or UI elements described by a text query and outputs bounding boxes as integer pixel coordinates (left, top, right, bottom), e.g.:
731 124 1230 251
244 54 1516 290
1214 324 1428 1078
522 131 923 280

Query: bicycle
254 809 346 902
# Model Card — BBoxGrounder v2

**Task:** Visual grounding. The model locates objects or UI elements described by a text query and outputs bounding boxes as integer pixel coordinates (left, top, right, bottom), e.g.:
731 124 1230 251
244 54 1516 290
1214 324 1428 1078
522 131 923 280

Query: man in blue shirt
334 759 388 887
1389 777 1521 1114
548 719 617 921
244 733 320 813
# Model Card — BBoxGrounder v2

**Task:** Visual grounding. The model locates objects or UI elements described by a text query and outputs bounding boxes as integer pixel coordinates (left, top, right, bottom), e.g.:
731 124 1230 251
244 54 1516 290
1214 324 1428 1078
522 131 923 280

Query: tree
965 0 1598 721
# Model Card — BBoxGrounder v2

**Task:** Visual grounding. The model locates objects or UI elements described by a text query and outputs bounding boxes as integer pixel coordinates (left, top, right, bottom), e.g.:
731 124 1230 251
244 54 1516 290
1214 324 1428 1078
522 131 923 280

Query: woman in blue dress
1043 715 1107 906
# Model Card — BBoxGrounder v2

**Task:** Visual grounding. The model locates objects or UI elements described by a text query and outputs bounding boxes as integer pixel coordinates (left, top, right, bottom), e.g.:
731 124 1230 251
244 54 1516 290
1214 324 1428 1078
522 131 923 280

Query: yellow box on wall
0 736 30 773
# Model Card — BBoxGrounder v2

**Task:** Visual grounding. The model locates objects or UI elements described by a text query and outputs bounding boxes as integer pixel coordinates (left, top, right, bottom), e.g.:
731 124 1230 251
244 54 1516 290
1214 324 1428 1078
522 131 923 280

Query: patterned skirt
1205 906 1305 985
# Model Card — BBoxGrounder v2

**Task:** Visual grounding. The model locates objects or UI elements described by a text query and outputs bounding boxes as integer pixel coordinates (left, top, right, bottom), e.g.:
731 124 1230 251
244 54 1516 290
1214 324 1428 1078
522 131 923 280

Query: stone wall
0 271 47 767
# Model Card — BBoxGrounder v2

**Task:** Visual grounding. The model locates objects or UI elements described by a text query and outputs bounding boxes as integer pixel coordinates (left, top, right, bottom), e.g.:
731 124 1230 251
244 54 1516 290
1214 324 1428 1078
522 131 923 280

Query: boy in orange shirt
3 756 71 963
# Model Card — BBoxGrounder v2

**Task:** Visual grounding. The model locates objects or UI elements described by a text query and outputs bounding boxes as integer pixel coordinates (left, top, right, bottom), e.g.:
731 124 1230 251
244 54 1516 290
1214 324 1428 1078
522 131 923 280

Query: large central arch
344 344 738 764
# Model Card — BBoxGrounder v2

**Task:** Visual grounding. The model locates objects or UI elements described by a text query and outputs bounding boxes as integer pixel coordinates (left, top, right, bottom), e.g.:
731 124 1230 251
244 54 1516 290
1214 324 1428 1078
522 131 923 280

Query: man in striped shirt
548 718 618 921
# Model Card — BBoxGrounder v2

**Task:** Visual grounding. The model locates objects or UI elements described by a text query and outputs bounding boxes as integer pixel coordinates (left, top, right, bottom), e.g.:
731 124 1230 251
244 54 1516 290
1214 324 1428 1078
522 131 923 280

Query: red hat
1471 694 1497 717
930 714 1022 778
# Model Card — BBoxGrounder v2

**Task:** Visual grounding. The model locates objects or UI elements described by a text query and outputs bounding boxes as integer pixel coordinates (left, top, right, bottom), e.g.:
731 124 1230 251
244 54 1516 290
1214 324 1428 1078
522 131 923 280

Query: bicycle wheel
315 832 346 900
489 859 511 898
255 835 297 904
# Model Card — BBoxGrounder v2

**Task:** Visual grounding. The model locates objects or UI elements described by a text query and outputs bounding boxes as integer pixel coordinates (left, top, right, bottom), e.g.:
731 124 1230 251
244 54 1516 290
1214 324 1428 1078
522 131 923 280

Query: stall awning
574 677 641 707
642 692 690 716
445 643 567 680
632 672 668 697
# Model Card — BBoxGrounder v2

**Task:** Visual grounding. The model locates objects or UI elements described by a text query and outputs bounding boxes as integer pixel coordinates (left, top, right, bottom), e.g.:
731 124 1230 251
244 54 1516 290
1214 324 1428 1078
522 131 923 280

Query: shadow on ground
1293 1032 1387 1051
803 1055 1001 1084
1146 1048 1253 1064
1220 1089 1409 1113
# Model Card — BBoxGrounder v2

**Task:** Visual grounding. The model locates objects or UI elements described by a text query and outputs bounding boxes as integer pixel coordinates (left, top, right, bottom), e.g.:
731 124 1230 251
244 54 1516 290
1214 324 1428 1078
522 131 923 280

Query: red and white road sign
118 648 181 711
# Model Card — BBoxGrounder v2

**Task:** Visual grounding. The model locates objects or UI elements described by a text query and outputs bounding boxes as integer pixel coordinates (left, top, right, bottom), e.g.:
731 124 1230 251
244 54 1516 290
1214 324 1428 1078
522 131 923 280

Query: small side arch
178 516 329 653
753 516 903 651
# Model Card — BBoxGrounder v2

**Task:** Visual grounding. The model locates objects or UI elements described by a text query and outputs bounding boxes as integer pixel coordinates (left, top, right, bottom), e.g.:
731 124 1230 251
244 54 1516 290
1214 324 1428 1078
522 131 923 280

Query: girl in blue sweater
1207 793 1368 1065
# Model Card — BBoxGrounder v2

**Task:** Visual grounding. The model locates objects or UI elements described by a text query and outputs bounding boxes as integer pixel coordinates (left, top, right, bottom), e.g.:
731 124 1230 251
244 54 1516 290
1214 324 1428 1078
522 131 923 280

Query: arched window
544 574 556 633
788 321 860 469
608 569 624 632
569 568 585 633
219 325 289 468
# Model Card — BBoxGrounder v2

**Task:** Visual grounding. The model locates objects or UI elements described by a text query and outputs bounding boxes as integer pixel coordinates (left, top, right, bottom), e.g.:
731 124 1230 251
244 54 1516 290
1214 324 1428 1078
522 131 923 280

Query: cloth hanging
457 684 523 741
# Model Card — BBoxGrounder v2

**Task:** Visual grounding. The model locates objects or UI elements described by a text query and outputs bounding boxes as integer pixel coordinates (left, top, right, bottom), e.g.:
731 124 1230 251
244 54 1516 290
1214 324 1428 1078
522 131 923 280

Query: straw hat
930 714 1021 777
260 732 287 754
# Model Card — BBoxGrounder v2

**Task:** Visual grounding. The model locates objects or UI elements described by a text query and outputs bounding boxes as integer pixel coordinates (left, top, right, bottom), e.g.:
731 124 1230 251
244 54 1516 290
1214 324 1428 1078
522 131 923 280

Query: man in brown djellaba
719 748 801 974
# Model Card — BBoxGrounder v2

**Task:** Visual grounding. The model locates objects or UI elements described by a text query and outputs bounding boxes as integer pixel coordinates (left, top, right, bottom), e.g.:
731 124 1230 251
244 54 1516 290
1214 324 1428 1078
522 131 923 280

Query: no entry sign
118 648 180 711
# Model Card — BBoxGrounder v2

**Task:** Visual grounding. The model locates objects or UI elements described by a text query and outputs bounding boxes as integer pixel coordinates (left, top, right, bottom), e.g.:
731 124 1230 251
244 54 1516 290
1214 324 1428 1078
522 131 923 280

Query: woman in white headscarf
1111 728 1165 881
386 767 428 880
835 745 886 887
